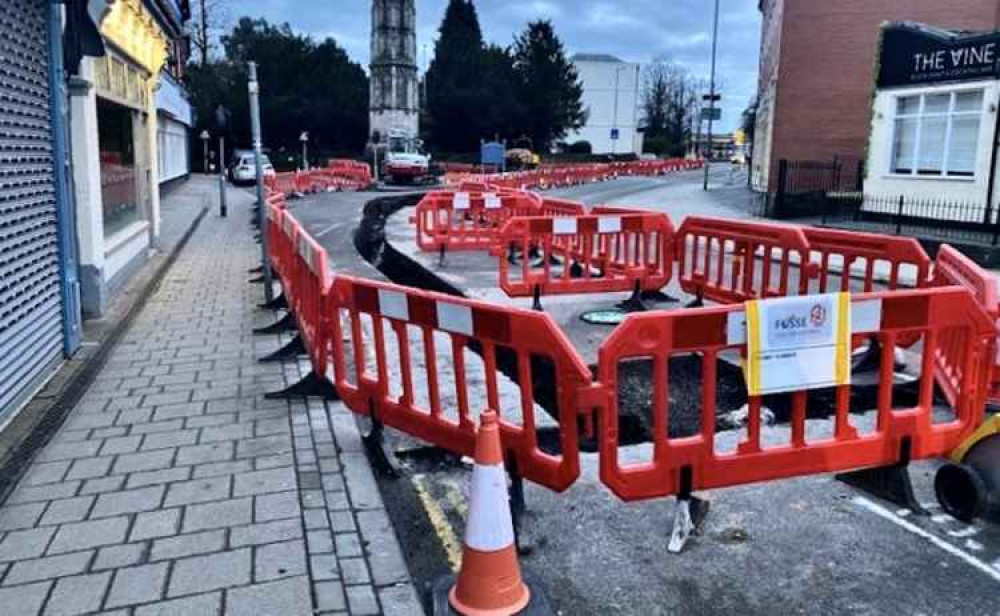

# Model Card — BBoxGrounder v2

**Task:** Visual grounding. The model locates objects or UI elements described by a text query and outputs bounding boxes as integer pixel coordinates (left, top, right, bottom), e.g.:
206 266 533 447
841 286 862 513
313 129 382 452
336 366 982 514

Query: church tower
370 0 419 140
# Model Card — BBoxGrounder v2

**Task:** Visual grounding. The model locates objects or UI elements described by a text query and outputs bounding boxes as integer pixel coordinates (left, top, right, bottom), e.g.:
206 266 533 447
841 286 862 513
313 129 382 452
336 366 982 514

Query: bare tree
641 55 711 156
190 0 231 65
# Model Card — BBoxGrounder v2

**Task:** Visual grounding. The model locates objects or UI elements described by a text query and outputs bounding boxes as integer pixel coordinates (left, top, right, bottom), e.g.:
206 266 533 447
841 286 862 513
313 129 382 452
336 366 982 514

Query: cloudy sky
233 1 761 132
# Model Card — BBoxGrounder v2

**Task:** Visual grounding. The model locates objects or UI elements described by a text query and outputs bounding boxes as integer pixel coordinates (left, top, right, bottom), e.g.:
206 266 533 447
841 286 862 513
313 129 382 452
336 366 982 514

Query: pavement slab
0 179 420 615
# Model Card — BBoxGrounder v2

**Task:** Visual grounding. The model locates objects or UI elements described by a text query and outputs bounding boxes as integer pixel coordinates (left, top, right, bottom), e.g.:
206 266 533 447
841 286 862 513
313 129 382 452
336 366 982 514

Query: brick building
753 0 1000 192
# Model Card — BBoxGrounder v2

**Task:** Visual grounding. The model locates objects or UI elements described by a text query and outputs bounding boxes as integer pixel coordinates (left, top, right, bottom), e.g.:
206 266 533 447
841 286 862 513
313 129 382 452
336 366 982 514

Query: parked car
228 153 275 185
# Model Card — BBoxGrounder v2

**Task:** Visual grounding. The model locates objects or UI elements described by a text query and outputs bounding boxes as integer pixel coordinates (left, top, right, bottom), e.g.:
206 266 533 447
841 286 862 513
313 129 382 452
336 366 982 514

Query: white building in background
566 54 642 155
156 72 192 185
864 23 1000 223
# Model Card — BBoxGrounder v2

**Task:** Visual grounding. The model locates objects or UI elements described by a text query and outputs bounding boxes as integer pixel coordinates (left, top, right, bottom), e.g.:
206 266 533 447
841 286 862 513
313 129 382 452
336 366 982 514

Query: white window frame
887 87 985 180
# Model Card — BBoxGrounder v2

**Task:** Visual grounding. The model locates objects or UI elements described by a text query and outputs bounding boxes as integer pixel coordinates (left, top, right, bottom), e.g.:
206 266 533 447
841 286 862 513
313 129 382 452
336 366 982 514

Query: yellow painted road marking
413 473 463 572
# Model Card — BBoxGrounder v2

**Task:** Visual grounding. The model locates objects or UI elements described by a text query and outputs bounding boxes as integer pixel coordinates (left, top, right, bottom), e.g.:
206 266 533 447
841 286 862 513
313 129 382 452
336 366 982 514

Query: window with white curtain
890 89 984 178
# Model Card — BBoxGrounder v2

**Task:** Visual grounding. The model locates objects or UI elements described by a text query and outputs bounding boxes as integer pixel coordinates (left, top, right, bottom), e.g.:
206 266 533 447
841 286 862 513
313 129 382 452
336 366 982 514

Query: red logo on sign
810 304 827 327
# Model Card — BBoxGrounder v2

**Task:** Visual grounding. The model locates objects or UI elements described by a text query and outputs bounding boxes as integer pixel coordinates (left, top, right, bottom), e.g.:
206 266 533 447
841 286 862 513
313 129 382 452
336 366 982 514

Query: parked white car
229 153 276 185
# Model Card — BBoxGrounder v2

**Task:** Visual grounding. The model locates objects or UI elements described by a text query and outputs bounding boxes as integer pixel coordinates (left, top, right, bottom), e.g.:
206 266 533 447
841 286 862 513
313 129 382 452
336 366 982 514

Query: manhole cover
580 309 628 326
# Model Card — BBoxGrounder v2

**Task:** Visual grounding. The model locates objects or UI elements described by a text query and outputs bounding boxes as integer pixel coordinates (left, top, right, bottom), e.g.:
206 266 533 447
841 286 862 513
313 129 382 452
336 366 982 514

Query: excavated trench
352 194 918 457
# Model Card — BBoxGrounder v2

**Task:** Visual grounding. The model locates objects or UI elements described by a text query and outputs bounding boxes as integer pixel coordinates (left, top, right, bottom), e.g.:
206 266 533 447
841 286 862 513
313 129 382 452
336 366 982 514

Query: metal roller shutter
0 0 64 419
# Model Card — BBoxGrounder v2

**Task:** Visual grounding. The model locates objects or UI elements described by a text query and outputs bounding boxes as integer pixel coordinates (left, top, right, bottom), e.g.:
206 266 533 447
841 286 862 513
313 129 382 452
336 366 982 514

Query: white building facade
70 0 189 317
865 23 1000 224
156 72 192 184
566 54 642 155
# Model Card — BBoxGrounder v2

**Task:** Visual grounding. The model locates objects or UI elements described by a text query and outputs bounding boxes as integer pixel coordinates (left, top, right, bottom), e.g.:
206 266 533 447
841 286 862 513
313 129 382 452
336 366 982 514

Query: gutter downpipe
985 90 1000 228
48 0 83 356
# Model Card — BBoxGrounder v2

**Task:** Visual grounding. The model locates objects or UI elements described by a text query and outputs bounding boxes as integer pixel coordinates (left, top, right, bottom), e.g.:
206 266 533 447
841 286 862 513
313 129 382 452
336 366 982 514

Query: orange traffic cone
448 410 531 616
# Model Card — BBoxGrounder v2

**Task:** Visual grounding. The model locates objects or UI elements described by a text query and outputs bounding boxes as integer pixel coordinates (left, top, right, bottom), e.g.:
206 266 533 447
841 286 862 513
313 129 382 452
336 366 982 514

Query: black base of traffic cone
430 569 553 616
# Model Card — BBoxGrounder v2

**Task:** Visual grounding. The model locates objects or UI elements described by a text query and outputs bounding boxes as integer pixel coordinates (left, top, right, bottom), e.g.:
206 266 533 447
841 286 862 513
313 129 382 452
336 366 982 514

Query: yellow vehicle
936 414 1000 522
505 148 539 171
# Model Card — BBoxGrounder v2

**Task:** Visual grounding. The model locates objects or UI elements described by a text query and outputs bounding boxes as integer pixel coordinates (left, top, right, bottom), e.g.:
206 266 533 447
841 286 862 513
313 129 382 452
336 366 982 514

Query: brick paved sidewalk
0 181 421 615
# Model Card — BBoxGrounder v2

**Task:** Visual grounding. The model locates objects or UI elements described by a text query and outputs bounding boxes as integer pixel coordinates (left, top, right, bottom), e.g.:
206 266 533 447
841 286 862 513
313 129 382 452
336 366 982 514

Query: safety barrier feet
836 437 928 515
258 292 288 310
258 335 306 363
361 406 401 478
685 290 705 309
439 243 446 267
253 312 297 335
264 371 339 401
532 285 544 312
668 467 710 554
617 281 648 313
640 289 678 304
431 411 552 616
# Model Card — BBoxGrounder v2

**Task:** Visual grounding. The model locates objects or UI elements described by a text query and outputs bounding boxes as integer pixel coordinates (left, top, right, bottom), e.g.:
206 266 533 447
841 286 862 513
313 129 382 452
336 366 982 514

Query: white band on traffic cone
464 463 515 552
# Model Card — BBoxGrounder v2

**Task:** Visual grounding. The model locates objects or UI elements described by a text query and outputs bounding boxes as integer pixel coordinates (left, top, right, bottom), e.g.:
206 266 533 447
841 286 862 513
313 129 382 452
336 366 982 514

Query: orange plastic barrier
933 244 1000 404
327 275 593 491
538 197 586 217
266 201 292 286
414 190 542 252
801 228 932 293
293 229 333 378
595 287 995 501
676 217 813 304
497 212 674 298
264 193 999 511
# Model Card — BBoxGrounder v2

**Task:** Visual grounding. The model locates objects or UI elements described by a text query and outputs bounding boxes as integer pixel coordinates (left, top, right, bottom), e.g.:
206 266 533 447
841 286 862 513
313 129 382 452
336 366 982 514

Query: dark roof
571 53 625 63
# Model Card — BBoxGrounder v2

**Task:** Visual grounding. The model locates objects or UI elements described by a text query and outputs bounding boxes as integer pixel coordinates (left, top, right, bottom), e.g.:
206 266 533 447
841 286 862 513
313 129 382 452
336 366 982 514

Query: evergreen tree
185 18 369 167
512 21 586 151
480 44 524 143
425 0 487 152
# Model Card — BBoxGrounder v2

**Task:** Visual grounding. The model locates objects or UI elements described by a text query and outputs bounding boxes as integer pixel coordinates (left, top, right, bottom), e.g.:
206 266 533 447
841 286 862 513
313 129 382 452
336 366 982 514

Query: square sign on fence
744 292 851 396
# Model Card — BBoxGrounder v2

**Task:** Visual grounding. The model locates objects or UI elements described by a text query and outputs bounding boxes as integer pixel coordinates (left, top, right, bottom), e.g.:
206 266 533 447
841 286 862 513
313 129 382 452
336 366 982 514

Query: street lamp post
299 132 309 170
611 65 629 157
703 0 721 192
214 105 230 217
200 130 210 174
248 62 274 302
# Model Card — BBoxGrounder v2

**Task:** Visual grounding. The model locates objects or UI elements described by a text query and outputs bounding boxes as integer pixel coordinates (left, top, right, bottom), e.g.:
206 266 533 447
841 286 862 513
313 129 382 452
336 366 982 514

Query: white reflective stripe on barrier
726 298 883 345
282 217 296 238
484 193 501 209
464 463 516 552
553 218 578 235
378 289 410 322
267 207 279 222
598 216 623 234
454 192 471 210
436 301 474 336
298 236 317 274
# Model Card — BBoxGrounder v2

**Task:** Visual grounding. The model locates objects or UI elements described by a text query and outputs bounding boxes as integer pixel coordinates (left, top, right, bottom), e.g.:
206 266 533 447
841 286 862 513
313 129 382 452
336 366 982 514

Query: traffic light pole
703 0 720 192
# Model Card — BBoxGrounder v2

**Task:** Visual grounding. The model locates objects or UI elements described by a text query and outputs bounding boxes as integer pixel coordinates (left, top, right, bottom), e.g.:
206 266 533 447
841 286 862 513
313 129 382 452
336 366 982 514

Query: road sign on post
700 108 722 121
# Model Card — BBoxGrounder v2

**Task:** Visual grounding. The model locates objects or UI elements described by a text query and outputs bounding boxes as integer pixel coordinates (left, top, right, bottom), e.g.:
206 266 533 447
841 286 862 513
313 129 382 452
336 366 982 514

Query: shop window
98 99 139 236
890 90 983 178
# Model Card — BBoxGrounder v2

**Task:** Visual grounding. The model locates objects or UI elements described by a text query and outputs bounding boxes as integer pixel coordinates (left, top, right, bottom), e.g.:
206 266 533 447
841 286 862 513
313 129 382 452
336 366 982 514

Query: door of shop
0 0 67 419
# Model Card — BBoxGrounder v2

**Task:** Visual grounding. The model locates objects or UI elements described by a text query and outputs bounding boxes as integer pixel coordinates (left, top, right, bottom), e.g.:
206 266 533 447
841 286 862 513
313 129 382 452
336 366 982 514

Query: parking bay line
413 473 463 573
853 496 1000 582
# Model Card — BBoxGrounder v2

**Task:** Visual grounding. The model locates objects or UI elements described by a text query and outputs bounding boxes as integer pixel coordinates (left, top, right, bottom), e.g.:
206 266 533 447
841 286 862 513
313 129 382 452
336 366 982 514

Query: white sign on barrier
454 193 471 210
484 194 501 209
553 218 578 235
744 293 852 396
